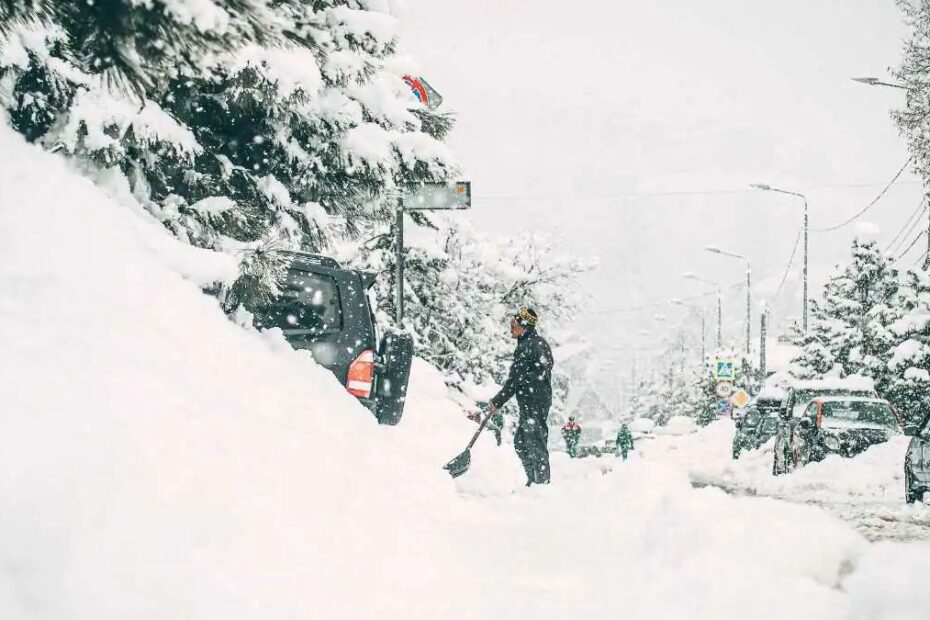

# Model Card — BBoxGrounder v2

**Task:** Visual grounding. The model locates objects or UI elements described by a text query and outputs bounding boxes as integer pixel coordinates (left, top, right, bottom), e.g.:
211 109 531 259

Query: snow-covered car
788 397 901 468
904 413 930 503
628 417 657 441
253 252 413 425
574 444 605 458
732 396 783 459
772 377 878 475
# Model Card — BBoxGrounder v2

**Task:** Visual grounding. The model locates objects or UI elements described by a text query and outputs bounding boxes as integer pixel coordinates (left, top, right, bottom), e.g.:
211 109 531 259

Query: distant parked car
732 396 784 459
656 416 698 436
904 413 930 503
773 377 878 474
629 417 656 441
788 397 901 468
253 252 413 425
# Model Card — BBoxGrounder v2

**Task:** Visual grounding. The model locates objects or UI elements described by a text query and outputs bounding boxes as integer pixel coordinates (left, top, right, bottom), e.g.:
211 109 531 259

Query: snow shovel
444 408 496 478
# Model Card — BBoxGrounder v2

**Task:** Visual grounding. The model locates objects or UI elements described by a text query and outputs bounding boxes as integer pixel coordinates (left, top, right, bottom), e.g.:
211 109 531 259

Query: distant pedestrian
562 417 582 457
488 307 553 486
615 423 634 460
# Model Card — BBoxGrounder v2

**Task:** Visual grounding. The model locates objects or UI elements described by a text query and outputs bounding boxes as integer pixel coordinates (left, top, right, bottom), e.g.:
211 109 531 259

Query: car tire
905 471 920 504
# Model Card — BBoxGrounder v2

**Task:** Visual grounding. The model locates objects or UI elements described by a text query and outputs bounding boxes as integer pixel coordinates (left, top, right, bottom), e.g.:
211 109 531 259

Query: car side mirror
798 417 813 431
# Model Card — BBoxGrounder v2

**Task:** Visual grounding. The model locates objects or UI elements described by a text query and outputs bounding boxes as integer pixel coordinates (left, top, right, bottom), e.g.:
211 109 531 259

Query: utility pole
796 194 810 334
759 308 768 381
394 201 405 327
750 184 808 331
700 313 706 364
745 266 751 355
716 288 723 350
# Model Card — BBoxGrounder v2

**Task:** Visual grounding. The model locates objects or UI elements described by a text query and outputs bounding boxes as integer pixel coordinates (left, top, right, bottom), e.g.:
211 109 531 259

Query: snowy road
690 476 930 542
433 419 930 620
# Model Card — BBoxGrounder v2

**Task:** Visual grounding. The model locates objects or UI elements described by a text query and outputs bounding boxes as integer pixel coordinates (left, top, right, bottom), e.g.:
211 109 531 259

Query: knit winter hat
513 307 539 328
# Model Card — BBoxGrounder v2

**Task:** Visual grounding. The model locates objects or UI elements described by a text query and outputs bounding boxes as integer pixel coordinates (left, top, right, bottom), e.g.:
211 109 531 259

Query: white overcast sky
399 0 923 368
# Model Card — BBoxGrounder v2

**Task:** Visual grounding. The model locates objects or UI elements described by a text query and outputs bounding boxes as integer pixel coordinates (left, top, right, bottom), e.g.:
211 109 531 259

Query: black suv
732 396 783 459
253 252 413 425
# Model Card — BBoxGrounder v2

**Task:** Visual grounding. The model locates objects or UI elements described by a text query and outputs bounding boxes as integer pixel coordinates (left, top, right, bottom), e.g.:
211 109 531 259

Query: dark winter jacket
491 328 553 414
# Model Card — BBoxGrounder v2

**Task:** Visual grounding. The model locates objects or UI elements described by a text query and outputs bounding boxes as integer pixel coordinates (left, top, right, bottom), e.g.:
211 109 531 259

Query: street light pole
851 76 906 90
705 246 751 354
851 76 925 269
671 299 706 364
751 184 809 331
683 273 723 350
759 304 768 380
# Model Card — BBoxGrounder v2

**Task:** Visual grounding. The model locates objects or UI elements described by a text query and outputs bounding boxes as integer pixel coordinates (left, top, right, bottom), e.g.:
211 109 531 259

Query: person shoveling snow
488 307 554 486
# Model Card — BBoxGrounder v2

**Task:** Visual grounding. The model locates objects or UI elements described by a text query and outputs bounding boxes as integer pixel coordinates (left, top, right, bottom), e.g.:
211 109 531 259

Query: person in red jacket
562 417 582 457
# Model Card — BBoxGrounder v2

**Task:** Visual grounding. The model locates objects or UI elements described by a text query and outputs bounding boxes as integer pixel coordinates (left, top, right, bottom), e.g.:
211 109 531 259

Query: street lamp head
682 272 697 280
852 76 881 86
750 183 771 191
705 245 722 254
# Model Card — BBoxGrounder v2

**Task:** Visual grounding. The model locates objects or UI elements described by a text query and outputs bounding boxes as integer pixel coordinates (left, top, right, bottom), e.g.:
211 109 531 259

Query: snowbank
0 124 464 619
2 122 930 619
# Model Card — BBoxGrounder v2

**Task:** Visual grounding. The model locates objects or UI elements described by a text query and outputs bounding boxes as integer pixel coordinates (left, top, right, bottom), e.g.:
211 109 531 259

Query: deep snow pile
0 122 472 619
3 124 930 619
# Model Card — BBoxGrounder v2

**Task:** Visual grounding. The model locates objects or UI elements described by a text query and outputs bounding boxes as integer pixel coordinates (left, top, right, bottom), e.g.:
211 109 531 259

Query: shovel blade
443 449 471 478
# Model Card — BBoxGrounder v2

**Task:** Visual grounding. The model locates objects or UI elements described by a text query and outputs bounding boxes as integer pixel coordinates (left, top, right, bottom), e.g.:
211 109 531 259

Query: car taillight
346 349 375 398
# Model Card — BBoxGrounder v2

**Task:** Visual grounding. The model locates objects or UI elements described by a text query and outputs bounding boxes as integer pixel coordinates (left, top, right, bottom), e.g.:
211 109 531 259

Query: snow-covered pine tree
790 239 901 394
345 218 591 412
894 0 930 188
887 268 930 426
0 0 457 311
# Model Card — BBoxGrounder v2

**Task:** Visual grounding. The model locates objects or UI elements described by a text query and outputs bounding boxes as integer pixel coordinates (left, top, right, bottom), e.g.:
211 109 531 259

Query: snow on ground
3 123 930 618
644 419 930 541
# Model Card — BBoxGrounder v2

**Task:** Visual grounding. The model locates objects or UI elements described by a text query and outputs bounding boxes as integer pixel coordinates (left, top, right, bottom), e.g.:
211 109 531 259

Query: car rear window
791 389 873 416
255 270 343 335
821 401 897 428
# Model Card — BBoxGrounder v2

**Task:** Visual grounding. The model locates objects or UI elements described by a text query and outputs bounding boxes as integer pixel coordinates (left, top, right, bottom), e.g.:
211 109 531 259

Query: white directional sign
402 182 471 211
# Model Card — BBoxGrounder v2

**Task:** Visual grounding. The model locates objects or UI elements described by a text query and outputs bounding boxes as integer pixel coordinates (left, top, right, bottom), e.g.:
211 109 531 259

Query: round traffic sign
715 381 734 398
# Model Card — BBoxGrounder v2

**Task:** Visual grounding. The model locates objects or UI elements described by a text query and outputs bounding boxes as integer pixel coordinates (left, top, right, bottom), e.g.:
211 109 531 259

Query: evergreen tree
790 239 900 394
894 0 930 188
1 0 456 310
345 217 591 416
887 268 930 426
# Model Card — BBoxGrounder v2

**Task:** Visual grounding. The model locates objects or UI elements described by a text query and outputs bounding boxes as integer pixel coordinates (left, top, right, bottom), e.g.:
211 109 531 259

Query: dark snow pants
514 408 550 485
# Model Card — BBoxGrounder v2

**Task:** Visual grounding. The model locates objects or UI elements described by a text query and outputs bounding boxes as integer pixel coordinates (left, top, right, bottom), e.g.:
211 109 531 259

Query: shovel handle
465 408 496 451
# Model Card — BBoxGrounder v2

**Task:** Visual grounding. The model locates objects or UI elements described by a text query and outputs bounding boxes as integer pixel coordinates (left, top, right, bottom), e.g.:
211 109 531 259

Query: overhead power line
589 280 744 315
896 230 926 262
914 250 928 268
772 229 802 303
474 175 920 203
811 157 914 233
885 197 927 254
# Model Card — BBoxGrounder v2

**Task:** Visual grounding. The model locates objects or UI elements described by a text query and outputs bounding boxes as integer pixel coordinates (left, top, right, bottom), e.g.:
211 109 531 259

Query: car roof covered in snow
789 376 876 392
811 396 890 405
755 387 788 401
